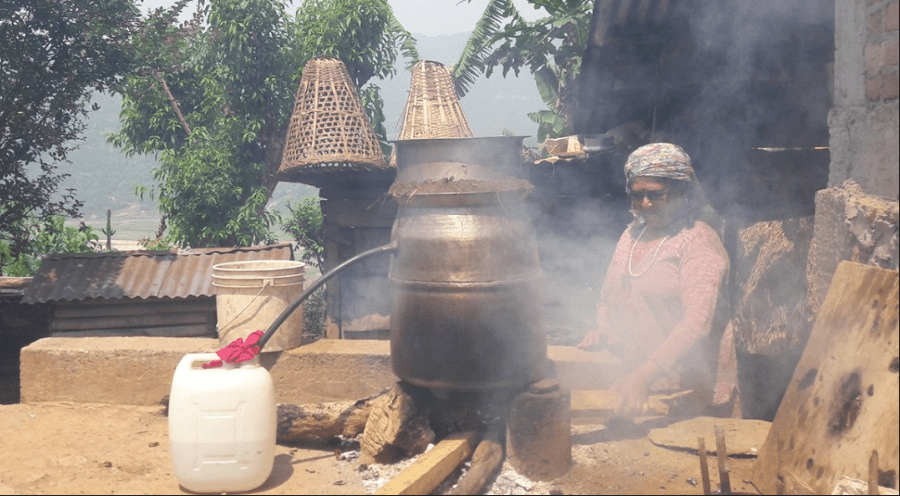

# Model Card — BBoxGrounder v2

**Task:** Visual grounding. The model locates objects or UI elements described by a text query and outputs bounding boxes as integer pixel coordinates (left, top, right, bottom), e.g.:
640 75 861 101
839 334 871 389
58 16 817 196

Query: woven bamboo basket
277 56 389 184
391 60 474 165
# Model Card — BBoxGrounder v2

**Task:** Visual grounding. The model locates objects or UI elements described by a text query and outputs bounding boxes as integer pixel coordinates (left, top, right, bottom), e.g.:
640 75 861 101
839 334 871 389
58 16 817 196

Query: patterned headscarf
623 142 725 238
624 143 695 185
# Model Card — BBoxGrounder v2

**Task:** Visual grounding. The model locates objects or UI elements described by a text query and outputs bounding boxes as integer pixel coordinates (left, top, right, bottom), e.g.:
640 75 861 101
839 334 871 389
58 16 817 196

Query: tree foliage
280 196 324 271
293 0 418 87
0 215 99 276
110 0 416 248
0 0 139 265
453 0 592 142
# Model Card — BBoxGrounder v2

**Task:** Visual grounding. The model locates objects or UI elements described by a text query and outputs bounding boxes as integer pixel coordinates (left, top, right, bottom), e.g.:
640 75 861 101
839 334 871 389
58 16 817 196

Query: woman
578 143 738 418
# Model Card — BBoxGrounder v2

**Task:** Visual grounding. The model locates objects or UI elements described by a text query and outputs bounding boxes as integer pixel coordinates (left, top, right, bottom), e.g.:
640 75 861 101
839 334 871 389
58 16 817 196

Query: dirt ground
0 402 765 495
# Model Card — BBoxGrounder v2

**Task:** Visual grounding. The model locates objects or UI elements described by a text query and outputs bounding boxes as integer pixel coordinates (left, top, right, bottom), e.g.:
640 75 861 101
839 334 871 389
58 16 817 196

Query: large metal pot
392 136 529 184
389 137 548 391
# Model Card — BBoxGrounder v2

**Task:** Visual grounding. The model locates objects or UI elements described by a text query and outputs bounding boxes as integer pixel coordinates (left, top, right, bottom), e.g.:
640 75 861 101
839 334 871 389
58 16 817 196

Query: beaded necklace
627 224 669 278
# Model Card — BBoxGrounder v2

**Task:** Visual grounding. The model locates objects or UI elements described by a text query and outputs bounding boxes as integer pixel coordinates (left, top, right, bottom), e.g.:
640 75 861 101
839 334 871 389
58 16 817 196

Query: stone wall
813 0 899 312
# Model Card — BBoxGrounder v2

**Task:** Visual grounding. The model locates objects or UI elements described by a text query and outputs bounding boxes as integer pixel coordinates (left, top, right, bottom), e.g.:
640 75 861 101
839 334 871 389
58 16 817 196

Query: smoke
665 1 834 210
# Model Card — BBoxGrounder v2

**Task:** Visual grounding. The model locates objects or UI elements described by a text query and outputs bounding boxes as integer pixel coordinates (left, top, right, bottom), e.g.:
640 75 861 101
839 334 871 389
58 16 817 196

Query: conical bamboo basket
391 60 473 165
278 56 388 184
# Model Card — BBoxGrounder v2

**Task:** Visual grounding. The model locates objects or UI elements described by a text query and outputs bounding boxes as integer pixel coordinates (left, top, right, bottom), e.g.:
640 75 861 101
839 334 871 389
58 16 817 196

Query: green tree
0 215 99 276
452 0 592 142
1 0 139 265
280 196 326 339
280 197 325 271
110 0 417 248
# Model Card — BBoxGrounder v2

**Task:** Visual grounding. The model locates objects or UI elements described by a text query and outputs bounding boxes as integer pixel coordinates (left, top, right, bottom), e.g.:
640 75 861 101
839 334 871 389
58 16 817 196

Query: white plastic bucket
168 353 276 493
212 260 305 352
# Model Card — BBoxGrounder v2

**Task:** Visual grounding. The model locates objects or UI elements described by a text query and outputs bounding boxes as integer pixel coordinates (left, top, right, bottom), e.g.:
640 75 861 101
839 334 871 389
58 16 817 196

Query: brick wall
865 0 899 100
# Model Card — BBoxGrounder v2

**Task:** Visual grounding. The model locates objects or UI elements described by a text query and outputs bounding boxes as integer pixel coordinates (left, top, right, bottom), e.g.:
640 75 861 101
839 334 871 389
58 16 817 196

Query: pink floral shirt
597 221 735 398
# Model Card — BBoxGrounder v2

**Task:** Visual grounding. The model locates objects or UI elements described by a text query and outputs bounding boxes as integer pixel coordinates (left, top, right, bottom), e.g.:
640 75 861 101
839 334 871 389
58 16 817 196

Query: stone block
828 103 900 197
866 42 882 72
868 6 884 35
866 74 883 100
887 0 899 32
20 337 397 406
20 336 622 406
506 381 572 481
884 71 899 99
808 182 899 316
885 37 899 66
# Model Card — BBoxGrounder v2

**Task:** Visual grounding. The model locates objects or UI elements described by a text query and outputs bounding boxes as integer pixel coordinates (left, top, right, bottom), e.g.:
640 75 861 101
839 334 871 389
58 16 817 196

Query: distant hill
58 32 544 227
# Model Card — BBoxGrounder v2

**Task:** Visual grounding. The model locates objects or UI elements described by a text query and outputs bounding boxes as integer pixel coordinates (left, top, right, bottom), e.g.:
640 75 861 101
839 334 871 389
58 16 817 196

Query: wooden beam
54 299 214 318
0 277 31 290
50 324 214 338
375 431 481 496
50 311 215 331
447 428 503 495
570 389 687 421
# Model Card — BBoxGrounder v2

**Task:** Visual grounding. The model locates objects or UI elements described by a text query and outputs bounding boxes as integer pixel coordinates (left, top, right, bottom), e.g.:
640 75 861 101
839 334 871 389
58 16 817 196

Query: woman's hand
610 363 656 418
577 330 606 350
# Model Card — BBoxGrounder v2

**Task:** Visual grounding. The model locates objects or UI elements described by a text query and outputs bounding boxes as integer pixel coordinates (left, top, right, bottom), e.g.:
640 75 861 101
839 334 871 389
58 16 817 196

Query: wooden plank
0 277 31 289
375 431 480 496
50 311 215 331
570 389 687 421
54 299 214 319
750 261 899 495
321 198 397 228
50 323 215 337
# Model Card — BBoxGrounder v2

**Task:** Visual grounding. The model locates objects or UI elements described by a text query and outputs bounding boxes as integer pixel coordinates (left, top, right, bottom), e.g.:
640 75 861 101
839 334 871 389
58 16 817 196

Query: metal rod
257 241 398 351
698 436 712 495
714 424 731 495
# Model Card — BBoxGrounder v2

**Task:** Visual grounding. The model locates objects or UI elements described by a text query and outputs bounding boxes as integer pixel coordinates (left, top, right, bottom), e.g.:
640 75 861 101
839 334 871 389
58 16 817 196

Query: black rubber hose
257 241 398 351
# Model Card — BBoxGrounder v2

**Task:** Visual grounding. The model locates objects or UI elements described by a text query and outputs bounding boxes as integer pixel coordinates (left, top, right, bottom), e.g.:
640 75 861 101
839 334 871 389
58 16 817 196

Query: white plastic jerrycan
168 352 276 493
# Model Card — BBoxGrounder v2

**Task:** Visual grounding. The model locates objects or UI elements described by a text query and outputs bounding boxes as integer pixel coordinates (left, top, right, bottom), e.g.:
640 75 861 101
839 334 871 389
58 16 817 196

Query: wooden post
697 436 712 495
714 424 731 495
868 450 880 495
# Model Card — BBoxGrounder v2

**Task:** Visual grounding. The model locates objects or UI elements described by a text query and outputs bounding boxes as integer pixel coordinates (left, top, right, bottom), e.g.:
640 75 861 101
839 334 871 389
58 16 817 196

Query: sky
138 0 548 140
68 0 550 217
386 0 544 36
141 0 546 37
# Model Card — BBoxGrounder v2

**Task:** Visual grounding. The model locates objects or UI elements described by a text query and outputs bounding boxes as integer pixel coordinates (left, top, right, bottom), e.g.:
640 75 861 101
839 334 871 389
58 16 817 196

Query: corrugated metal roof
22 243 295 304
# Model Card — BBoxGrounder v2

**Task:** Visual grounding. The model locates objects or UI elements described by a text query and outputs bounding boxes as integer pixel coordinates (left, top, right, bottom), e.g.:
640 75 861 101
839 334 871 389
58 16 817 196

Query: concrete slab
20 337 621 406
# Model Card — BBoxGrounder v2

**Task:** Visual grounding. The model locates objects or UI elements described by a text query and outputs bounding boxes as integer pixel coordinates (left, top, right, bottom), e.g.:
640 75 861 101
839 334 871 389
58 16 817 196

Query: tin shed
21 244 295 337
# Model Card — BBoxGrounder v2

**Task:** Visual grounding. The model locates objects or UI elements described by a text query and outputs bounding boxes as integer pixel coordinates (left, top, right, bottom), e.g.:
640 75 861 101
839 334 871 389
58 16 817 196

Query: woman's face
628 176 687 230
